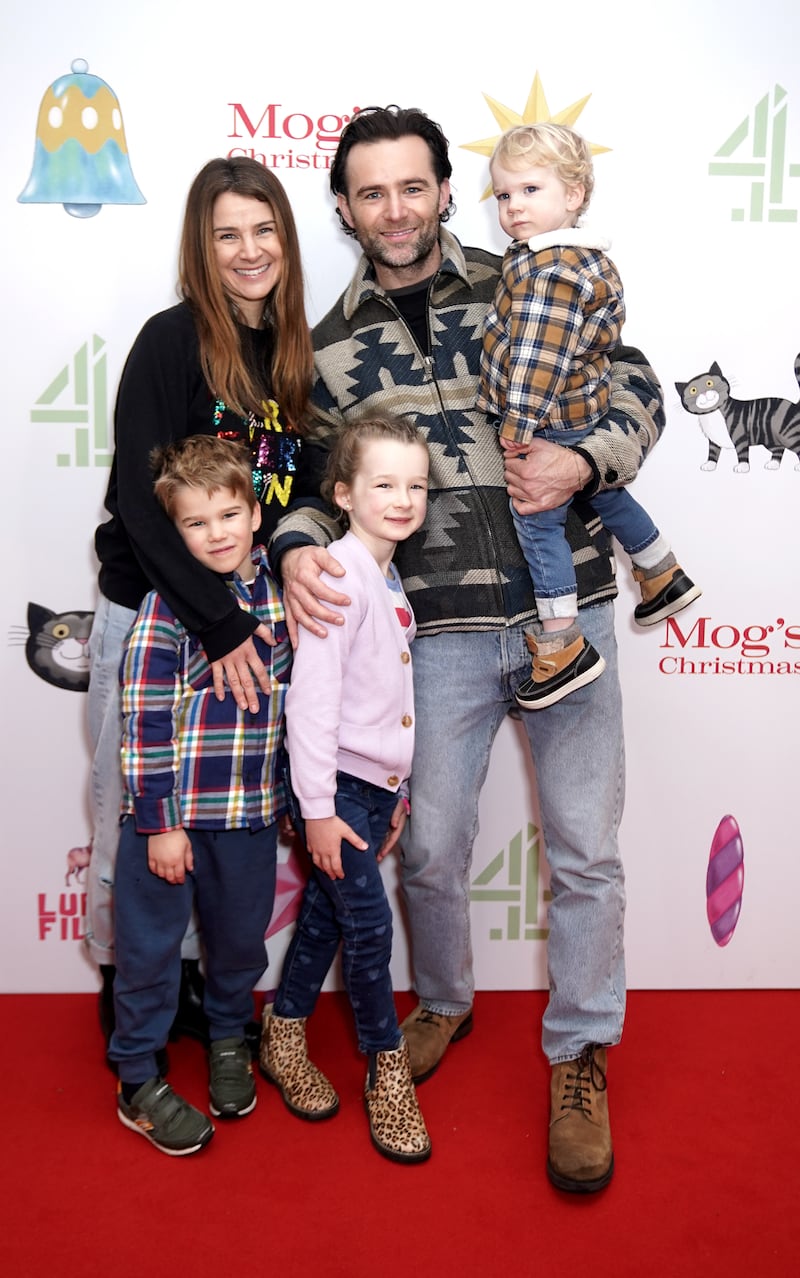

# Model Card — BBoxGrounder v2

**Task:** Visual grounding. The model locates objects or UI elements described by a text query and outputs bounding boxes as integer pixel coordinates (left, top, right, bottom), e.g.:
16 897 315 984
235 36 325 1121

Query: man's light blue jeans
402 602 626 1065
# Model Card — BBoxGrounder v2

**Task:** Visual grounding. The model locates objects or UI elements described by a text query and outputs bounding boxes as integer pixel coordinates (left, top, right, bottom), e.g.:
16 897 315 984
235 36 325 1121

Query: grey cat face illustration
24 603 93 692
675 363 728 415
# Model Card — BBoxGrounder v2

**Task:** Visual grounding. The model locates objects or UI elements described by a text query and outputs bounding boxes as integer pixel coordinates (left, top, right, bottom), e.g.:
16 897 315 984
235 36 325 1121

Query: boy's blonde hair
490 123 594 214
151 435 256 519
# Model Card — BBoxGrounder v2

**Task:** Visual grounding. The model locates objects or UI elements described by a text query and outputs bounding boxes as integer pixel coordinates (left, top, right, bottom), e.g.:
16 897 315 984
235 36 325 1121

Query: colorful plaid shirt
121 546 290 834
477 231 625 447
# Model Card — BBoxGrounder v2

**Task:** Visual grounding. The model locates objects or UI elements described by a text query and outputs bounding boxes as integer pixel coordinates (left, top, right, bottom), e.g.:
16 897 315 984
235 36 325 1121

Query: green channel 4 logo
710 84 800 222
470 821 551 942
31 336 112 467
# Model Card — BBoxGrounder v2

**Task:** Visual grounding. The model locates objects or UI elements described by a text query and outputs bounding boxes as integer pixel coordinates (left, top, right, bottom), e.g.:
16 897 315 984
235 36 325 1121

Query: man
271 106 664 1193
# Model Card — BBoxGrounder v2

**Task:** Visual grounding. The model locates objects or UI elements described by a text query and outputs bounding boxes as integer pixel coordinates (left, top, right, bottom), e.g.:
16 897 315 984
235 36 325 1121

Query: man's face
337 135 451 289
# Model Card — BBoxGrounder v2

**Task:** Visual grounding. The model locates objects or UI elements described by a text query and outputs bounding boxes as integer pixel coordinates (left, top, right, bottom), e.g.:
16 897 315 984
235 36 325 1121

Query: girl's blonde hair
179 157 313 427
491 123 594 214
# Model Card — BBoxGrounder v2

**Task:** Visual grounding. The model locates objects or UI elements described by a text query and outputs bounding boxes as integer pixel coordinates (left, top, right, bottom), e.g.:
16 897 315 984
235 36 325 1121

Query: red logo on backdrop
37 841 91 940
38 892 86 940
659 614 800 675
227 103 360 171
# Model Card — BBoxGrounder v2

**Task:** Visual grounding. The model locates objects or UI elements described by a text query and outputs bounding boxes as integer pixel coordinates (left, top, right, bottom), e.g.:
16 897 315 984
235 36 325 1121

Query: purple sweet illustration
706 814 744 946
18 58 145 218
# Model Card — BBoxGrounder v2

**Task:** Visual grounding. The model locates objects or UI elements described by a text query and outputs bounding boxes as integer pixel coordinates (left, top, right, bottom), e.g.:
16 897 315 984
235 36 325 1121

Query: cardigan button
401 714 412 728
387 775 400 787
401 651 410 664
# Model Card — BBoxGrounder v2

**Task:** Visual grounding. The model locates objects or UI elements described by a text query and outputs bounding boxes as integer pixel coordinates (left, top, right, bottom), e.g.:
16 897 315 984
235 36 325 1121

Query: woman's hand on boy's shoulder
212 633 274 713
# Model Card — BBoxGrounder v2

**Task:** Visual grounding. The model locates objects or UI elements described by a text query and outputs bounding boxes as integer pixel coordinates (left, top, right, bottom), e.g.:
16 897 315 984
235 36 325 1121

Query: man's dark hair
330 105 456 235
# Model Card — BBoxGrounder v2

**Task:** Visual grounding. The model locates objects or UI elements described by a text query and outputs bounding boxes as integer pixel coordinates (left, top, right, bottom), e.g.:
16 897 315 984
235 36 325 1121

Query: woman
87 158 313 1054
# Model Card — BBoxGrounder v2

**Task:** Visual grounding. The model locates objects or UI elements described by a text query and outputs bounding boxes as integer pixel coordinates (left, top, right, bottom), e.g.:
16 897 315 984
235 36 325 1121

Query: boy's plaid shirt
121 546 290 833
477 241 625 446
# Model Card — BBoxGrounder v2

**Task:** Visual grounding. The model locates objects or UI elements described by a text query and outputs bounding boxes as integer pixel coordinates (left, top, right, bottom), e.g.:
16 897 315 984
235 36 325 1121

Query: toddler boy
477 123 700 708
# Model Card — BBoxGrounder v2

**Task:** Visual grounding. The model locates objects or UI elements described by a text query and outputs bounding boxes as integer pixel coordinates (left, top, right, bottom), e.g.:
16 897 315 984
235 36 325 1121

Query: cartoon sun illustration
461 72 610 199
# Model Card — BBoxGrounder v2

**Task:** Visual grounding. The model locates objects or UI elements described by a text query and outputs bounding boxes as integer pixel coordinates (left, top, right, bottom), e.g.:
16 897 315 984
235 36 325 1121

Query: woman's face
211 191 284 326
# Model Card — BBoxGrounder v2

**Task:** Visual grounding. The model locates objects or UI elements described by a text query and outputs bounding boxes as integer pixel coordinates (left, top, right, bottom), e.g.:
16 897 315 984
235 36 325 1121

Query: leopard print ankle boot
364 1036 431 1163
259 1005 339 1121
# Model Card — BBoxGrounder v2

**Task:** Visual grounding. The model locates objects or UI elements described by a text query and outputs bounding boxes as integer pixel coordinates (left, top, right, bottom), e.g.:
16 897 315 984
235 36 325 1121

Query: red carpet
1 989 796 1277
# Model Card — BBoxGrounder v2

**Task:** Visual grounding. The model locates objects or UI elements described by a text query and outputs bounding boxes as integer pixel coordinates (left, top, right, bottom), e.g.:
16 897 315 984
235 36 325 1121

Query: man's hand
281 545 350 645
305 814 368 880
504 439 592 515
211 627 275 714
147 829 193 884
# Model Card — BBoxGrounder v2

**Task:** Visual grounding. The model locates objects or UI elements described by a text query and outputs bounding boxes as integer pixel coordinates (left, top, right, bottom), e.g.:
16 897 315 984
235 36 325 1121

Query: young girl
260 414 432 1164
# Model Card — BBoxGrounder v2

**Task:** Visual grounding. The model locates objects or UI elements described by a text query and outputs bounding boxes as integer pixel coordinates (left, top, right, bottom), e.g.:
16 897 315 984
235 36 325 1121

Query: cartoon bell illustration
18 58 146 218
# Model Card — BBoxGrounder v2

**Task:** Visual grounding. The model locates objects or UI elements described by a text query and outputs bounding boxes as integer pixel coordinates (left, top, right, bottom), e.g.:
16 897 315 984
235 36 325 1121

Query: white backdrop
2 1 798 993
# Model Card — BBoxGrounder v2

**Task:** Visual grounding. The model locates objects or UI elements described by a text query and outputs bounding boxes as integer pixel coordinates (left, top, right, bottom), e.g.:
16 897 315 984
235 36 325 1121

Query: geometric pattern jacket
272 228 666 638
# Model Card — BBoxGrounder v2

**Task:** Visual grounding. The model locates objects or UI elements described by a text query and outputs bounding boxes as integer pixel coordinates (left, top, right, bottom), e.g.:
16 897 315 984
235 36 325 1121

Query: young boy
477 123 700 709
108 435 290 1155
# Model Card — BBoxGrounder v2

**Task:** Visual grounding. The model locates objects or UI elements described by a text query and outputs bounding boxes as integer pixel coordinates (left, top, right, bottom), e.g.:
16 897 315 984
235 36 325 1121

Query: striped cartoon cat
676 354 800 472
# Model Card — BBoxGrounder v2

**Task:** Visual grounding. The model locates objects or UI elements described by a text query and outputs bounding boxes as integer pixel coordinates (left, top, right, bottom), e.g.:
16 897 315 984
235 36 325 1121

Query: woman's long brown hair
179 157 313 429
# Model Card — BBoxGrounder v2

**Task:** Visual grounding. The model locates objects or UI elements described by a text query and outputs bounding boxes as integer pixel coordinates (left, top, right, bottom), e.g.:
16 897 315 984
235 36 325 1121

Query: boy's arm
501 264 590 445
120 594 185 838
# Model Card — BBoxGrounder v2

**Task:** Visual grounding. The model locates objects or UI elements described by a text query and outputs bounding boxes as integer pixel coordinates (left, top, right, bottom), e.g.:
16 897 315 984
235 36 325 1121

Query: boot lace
415 1008 444 1026
559 1044 607 1116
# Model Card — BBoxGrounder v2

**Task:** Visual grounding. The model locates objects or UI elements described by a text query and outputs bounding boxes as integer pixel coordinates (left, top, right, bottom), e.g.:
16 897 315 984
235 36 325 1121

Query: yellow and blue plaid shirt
477 234 625 447
121 545 290 834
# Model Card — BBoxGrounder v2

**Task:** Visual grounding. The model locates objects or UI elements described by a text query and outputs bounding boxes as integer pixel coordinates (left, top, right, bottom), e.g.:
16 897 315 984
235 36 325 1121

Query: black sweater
95 301 308 661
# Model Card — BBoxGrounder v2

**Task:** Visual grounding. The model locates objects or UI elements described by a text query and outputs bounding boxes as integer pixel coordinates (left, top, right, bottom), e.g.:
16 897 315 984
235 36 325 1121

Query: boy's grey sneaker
209 1037 257 1118
116 1077 214 1156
